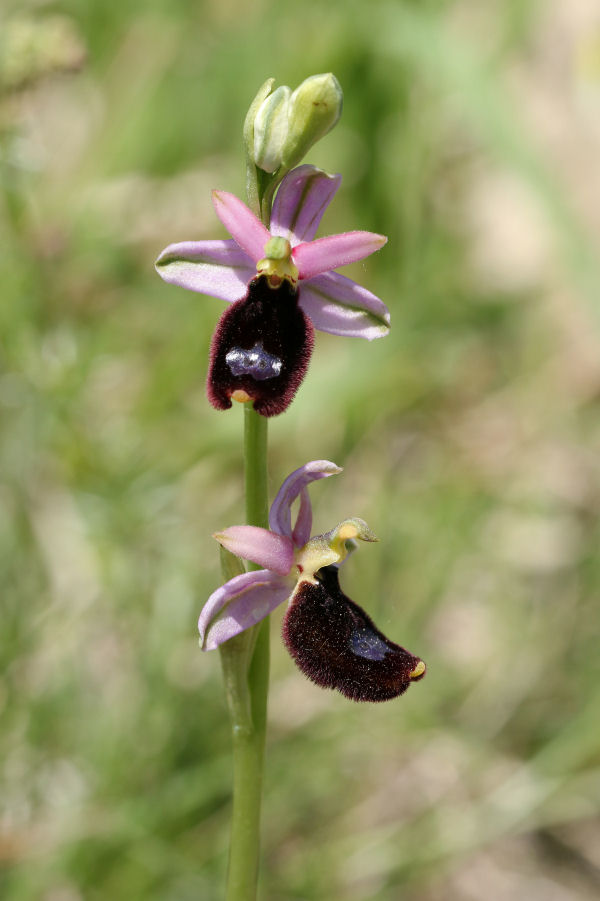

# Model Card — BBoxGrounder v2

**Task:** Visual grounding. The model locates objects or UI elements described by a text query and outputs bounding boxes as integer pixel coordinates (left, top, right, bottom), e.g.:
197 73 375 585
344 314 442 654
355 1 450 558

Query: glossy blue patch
225 342 283 381
350 628 390 661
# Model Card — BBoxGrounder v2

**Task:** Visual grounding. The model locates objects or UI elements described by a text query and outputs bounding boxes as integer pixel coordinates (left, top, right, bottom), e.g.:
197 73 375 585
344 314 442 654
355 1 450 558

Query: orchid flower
156 165 389 416
199 461 425 702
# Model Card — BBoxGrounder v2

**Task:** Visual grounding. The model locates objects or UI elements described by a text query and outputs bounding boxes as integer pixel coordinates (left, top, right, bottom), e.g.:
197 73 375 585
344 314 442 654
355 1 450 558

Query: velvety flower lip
200 460 426 702
155 165 390 340
283 565 426 702
205 273 313 417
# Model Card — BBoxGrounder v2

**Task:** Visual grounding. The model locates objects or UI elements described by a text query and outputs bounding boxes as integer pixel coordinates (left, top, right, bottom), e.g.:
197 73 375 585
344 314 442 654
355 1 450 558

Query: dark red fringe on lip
282 565 426 702
207 275 314 418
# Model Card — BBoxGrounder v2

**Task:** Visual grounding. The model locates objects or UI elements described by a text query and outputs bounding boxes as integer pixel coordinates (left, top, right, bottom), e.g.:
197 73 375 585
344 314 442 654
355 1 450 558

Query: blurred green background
1 0 599 898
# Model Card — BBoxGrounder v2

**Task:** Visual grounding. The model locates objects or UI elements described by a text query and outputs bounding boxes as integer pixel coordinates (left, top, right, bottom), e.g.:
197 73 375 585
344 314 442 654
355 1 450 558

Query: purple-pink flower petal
214 525 294 575
270 165 342 246
199 569 291 650
292 231 387 281
298 271 390 340
211 191 271 263
292 487 312 547
269 460 342 542
155 239 254 302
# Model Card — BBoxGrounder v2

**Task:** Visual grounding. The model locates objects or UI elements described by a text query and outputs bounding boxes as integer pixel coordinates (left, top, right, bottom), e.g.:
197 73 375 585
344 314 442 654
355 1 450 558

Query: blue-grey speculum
225 342 283 381
350 628 390 661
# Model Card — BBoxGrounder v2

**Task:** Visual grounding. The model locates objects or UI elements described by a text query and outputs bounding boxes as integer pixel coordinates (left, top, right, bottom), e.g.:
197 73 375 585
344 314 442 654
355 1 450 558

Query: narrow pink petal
292 231 387 281
292 487 312 547
212 191 271 263
155 239 254 302
299 271 390 340
269 460 342 542
213 526 294 575
199 570 291 650
271 165 342 246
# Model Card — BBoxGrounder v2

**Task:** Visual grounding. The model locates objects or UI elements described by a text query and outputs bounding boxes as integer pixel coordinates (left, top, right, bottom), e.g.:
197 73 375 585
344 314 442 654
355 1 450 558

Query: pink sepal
214 526 294 575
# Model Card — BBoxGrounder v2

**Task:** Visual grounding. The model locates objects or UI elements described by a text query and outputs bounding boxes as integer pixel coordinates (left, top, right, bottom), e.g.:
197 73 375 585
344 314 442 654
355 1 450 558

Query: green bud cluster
244 73 343 221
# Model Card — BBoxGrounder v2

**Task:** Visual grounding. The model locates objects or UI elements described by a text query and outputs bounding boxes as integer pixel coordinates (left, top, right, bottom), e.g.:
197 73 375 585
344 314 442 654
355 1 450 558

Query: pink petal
269 460 342 543
299 271 390 340
213 526 294 575
270 165 342 246
292 231 387 281
292 487 312 547
212 191 271 263
155 239 254 302
199 570 291 650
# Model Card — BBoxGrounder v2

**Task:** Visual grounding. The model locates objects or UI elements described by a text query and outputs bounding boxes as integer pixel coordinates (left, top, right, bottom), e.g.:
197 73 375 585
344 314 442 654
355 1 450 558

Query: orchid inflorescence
155 73 425 704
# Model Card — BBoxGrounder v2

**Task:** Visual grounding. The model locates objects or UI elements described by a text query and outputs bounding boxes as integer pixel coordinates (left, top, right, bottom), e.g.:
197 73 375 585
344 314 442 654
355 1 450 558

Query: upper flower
199 460 426 702
155 166 390 416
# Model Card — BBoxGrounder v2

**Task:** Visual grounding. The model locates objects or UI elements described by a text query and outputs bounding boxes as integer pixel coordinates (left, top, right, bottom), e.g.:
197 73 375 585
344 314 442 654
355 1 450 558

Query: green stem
244 406 270 741
220 626 266 901
220 128 272 898
220 407 269 901
244 405 269 529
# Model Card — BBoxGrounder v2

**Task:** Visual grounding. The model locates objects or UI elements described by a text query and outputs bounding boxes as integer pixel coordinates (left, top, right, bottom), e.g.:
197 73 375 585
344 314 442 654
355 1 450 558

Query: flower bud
243 77 275 153
253 85 291 173
280 73 343 170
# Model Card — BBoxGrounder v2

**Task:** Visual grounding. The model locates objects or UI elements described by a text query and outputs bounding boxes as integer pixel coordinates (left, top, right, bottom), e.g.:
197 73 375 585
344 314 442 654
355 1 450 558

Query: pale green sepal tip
219 544 246 582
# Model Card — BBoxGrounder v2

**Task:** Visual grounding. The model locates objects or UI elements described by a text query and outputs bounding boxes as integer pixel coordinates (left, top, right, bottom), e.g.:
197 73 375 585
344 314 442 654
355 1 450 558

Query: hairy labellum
207 275 314 417
283 565 425 702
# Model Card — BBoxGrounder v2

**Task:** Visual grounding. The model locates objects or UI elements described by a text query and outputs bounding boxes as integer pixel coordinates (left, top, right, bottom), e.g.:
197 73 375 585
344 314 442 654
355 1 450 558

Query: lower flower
200 460 426 703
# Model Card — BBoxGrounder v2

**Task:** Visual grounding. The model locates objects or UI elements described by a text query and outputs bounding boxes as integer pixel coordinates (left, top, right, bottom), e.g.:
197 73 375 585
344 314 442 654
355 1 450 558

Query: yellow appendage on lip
410 660 426 679
231 389 252 403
